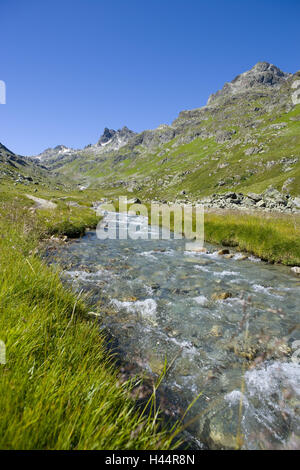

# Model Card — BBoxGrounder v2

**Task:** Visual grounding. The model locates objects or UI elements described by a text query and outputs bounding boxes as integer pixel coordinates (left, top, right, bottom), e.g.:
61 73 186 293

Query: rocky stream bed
47 212 300 449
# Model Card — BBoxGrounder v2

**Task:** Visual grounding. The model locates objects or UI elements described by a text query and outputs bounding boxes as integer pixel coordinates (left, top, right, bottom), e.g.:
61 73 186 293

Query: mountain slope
30 62 300 202
0 142 71 191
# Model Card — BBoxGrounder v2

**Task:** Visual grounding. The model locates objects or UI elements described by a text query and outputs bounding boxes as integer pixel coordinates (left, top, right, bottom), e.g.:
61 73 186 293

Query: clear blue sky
0 0 299 155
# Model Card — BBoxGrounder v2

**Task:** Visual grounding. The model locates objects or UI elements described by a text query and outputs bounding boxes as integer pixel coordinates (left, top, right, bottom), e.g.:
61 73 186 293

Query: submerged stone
211 291 233 301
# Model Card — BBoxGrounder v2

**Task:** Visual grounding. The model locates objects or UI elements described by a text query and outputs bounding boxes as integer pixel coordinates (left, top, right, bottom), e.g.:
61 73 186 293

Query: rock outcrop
199 188 300 213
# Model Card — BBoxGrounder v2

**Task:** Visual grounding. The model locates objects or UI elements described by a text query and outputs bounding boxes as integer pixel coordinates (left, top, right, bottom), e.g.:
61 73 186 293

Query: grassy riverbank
0 193 177 450
204 211 300 266
141 202 300 266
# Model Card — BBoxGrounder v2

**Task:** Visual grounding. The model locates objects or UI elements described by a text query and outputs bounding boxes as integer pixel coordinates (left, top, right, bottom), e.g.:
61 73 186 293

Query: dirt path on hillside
26 194 57 210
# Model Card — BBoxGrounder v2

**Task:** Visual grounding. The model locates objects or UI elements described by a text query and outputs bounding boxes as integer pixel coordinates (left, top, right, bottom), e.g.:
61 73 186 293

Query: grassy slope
52 101 300 201
0 186 177 450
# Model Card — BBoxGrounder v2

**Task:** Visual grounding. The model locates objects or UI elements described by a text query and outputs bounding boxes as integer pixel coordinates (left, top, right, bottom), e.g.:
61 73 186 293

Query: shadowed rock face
207 62 291 105
98 128 117 145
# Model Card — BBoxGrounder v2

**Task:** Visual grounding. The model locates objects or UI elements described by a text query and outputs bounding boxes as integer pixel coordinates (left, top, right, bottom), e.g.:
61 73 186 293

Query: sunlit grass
204 210 300 265
0 199 178 450
117 199 300 265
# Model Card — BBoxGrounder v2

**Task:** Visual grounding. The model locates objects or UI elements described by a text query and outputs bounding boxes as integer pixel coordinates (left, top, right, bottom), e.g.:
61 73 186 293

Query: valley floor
0 182 299 449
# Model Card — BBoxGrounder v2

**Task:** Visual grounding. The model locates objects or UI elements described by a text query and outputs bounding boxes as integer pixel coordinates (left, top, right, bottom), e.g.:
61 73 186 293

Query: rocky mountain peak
36 144 73 161
207 61 291 105
98 128 116 145
53 145 69 151
97 126 136 149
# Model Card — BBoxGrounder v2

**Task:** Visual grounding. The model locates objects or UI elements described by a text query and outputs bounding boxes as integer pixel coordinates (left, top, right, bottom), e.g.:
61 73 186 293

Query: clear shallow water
49 212 300 449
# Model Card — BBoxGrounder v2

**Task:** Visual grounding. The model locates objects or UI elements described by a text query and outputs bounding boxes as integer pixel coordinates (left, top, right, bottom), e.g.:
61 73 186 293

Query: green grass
37 205 100 238
204 211 300 265
0 196 178 450
143 202 300 265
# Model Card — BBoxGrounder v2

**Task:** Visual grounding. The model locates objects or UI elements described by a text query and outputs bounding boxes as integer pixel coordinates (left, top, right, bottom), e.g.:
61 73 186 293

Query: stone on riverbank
291 266 300 276
217 249 230 255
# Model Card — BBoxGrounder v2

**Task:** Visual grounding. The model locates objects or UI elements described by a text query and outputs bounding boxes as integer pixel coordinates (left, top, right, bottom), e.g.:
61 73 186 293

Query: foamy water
49 211 300 449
